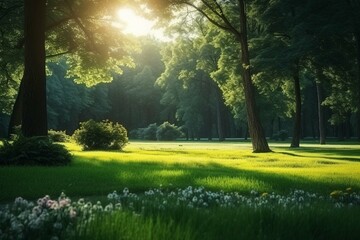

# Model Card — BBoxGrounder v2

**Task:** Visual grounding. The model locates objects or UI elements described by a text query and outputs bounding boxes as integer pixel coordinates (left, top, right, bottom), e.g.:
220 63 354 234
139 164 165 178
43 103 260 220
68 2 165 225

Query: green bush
156 122 183 141
129 129 143 139
129 124 158 140
73 119 128 150
48 129 70 142
272 130 289 141
0 136 72 166
143 123 158 140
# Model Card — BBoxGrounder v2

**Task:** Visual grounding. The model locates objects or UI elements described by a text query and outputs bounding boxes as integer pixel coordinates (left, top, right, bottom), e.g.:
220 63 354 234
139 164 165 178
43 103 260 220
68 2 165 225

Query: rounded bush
48 130 70 142
0 136 72 166
73 119 128 150
143 123 158 140
156 122 182 141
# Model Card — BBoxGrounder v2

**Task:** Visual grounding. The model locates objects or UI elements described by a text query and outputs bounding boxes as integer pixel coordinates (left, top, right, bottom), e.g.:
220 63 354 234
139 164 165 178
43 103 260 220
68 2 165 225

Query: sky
116 8 169 41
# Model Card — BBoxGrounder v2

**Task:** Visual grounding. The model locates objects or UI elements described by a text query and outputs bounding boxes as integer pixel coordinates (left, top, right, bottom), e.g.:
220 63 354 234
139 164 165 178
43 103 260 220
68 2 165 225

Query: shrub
129 129 143 139
143 123 158 140
48 129 70 142
73 119 128 150
272 130 289 141
129 124 158 140
0 136 72 166
156 122 183 141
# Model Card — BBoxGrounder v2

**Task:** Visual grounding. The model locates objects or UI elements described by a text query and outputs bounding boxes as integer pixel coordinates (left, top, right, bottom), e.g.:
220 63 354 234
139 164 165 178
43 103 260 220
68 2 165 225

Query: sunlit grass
0 141 359 202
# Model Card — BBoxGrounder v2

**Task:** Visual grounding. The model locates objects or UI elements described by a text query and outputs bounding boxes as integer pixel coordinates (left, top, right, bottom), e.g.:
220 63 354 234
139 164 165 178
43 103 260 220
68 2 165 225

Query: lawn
1 140 359 202
1 140 360 239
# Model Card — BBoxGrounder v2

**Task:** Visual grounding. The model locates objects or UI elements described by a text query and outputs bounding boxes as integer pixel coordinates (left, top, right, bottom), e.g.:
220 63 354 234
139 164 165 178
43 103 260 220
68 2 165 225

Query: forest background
0 0 359 145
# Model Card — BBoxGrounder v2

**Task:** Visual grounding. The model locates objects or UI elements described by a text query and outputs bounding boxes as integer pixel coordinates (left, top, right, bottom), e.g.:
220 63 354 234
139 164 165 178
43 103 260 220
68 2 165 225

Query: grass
1 140 360 240
76 205 360 240
0 140 359 202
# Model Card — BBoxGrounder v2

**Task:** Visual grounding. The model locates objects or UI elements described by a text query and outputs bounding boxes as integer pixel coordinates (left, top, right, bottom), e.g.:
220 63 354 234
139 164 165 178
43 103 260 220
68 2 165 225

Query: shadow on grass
3 139 360 202
276 146 360 162
1 153 357 203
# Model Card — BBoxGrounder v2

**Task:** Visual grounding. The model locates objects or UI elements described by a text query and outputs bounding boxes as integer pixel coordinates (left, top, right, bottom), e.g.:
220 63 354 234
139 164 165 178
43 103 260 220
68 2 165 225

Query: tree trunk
215 87 225 141
315 70 326 144
290 61 301 148
238 0 270 152
7 77 24 137
355 32 360 141
22 0 47 137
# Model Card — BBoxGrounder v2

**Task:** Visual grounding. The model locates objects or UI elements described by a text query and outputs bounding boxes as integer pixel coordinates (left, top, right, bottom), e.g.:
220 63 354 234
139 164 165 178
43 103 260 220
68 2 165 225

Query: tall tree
22 0 47 136
146 0 270 152
6 0 135 137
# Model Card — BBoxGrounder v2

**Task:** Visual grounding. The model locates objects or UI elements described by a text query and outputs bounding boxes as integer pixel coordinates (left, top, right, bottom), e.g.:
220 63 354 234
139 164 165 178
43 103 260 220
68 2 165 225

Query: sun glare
117 8 154 36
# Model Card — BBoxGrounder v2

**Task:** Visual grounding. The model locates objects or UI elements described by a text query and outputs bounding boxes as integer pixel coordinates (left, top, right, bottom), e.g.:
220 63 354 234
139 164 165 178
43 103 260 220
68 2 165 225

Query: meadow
1 141 360 239
1 140 359 202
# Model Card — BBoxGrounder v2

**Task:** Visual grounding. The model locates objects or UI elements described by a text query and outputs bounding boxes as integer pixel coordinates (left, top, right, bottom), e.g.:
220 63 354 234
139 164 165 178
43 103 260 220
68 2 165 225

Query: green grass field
1 141 359 202
1 140 360 239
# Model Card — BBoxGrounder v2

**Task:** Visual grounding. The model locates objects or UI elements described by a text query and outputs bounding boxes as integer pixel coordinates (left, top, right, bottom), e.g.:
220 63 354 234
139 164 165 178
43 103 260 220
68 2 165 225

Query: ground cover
1 141 360 239
0 141 359 202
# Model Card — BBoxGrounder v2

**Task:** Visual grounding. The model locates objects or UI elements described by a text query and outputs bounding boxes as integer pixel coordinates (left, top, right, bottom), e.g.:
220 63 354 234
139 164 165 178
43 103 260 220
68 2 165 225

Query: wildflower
145 190 154 196
115 203 122 210
31 206 41 216
224 195 231 202
123 188 129 195
59 199 70 208
50 202 59 210
69 208 77 218
104 203 114 212
77 198 85 205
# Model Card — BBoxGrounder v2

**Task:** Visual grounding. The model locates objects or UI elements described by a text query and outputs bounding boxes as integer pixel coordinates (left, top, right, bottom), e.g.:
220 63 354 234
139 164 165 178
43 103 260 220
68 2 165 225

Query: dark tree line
1 0 360 151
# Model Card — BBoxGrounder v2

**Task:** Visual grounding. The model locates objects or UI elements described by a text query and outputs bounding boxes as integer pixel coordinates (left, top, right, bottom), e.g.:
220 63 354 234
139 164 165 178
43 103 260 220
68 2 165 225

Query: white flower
123 188 129 195
104 203 113 212
69 208 77 218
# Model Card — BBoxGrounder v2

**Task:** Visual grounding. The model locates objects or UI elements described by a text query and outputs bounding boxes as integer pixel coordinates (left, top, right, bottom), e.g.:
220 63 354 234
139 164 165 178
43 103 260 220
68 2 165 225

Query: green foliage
130 123 158 140
73 119 128 150
272 130 289 141
0 136 71 166
156 122 183 141
0 141 360 202
48 129 70 142
143 123 158 140
131 123 182 141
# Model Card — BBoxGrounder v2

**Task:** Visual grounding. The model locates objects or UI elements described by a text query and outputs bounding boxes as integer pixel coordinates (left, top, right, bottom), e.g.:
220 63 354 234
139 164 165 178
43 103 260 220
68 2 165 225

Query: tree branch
46 49 73 59
184 2 230 32
63 0 101 54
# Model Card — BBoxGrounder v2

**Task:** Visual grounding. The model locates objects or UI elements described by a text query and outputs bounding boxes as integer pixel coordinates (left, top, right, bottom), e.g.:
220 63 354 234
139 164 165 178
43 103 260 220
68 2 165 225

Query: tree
21 0 47 137
6 0 135 137
146 0 270 152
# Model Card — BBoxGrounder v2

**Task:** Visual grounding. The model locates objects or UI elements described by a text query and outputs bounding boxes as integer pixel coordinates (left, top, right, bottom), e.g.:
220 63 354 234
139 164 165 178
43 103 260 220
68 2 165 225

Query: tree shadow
276 146 360 162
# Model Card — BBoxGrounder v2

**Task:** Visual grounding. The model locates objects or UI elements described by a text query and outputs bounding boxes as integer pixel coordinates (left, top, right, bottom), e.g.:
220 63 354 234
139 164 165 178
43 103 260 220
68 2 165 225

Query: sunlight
117 8 155 36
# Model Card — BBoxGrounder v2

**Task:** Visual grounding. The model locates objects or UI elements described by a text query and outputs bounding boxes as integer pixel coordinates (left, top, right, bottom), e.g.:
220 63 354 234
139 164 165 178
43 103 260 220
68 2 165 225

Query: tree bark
355 32 360 141
315 69 326 144
215 87 225 141
21 0 47 137
238 0 270 152
290 61 301 148
7 77 24 137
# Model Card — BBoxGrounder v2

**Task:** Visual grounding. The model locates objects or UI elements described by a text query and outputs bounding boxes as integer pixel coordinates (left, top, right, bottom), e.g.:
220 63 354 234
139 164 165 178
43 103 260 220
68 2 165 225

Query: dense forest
1 0 359 147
